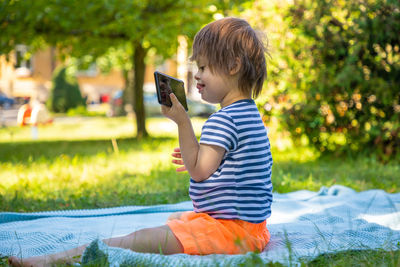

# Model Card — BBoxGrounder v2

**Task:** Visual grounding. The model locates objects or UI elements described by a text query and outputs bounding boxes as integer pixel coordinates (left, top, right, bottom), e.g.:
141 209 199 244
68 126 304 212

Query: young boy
9 17 272 267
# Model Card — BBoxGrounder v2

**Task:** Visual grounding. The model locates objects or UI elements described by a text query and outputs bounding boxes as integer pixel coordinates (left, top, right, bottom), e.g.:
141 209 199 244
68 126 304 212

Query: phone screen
154 71 188 111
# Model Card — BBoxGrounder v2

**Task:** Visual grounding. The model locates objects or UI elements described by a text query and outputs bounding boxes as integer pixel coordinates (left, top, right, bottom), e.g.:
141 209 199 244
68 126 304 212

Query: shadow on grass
0 188 190 213
0 136 176 164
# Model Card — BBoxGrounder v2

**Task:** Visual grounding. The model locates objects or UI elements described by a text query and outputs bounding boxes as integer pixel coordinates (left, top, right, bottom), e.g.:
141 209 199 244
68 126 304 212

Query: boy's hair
190 17 267 98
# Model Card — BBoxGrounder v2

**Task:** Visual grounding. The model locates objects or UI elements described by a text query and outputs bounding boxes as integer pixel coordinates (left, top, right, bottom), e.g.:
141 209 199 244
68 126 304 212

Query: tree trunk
132 42 148 138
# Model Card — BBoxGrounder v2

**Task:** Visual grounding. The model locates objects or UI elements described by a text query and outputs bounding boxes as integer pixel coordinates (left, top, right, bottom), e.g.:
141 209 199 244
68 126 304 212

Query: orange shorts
167 211 270 255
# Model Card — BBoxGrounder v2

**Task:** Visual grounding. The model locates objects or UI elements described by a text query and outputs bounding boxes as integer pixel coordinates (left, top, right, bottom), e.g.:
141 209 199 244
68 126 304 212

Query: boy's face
194 57 233 106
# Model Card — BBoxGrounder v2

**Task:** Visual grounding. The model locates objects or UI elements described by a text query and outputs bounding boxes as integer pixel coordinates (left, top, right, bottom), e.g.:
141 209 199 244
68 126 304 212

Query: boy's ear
229 57 241 75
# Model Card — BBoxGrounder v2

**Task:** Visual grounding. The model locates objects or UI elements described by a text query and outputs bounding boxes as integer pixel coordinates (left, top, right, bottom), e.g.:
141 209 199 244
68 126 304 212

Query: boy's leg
9 225 183 267
106 225 183 254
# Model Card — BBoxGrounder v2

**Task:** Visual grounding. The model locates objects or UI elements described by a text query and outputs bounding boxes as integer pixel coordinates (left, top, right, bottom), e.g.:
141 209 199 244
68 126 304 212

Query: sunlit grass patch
0 116 206 142
0 136 190 212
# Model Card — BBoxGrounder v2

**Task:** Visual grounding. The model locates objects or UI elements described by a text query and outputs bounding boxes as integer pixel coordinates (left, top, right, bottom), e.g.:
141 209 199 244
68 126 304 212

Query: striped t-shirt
189 99 273 223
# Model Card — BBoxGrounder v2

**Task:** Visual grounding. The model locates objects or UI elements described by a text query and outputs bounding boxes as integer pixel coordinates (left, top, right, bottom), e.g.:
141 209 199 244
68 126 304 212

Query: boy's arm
162 94 225 182
177 117 225 182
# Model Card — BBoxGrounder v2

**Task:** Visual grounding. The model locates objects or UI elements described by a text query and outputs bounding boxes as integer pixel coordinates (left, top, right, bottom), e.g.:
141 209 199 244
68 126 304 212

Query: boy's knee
167 212 183 221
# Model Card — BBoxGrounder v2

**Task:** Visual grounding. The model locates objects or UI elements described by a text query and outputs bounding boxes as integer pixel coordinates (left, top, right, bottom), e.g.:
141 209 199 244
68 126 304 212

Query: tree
47 66 86 113
276 0 400 159
0 0 215 138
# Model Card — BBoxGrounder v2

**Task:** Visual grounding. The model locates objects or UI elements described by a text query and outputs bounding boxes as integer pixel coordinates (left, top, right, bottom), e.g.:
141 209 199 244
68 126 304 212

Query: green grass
0 117 205 212
272 148 400 194
0 116 399 266
305 248 400 267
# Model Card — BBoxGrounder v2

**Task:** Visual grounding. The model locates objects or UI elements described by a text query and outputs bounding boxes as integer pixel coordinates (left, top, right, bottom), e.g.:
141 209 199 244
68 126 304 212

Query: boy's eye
199 66 205 71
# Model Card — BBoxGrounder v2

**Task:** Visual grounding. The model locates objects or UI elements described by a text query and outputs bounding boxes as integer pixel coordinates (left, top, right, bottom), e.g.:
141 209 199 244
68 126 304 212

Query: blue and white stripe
189 99 273 223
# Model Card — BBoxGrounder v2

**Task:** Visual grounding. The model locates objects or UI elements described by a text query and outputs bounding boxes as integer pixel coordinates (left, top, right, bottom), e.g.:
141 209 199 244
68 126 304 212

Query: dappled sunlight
147 117 206 137
147 119 177 137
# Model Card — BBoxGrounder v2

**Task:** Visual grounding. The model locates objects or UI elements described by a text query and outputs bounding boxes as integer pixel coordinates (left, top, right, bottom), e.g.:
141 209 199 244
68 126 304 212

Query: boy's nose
194 72 200 81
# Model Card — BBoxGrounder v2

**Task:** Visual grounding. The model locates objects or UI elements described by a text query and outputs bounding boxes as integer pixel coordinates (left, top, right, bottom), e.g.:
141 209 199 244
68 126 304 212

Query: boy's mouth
196 83 205 93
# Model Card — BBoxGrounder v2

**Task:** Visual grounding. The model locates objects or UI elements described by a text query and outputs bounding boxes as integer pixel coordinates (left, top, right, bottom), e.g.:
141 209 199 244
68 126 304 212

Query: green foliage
81 240 110 267
273 0 400 159
47 66 86 113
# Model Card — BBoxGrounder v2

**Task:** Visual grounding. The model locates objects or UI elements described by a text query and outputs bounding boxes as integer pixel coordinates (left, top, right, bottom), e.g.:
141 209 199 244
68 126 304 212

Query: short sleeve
199 111 238 152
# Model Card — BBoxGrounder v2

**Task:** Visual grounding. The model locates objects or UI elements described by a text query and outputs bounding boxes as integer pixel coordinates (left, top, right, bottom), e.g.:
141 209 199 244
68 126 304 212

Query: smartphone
154 71 188 111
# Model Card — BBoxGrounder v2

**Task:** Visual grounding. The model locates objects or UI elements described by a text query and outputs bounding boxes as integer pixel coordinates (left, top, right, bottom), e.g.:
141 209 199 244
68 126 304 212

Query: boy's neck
219 73 251 108
220 91 251 108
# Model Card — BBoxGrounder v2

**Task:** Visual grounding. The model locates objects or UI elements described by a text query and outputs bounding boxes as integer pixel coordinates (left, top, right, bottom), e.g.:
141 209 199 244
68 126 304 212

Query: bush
273 0 400 160
47 66 86 113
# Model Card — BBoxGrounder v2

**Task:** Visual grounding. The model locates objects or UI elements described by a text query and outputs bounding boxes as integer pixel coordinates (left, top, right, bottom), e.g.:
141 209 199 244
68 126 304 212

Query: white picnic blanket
1 185 399 266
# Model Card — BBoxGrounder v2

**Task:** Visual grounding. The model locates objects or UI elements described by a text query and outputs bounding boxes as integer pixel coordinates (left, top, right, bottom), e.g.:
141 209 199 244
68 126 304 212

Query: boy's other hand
161 93 188 125
171 147 187 172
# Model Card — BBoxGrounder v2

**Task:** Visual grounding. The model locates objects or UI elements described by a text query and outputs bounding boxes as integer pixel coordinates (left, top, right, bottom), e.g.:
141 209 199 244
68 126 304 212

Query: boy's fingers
169 93 177 102
171 152 182 158
169 93 181 107
176 166 187 172
172 159 184 165
174 147 181 152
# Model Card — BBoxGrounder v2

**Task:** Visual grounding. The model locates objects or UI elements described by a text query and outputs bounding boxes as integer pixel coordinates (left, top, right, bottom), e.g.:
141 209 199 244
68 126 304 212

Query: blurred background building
0 37 194 104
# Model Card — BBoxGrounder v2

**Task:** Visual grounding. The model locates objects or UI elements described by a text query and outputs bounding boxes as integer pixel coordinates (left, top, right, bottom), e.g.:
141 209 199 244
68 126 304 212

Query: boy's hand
171 147 187 172
161 93 189 125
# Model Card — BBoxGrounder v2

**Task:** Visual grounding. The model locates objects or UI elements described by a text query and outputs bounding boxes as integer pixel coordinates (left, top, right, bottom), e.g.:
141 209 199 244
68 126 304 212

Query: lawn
0 116 399 266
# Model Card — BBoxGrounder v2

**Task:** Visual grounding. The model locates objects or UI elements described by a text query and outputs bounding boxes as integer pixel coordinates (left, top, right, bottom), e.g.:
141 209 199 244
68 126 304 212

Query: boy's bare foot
8 244 84 267
8 255 51 267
